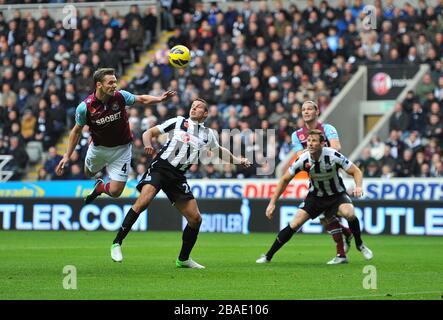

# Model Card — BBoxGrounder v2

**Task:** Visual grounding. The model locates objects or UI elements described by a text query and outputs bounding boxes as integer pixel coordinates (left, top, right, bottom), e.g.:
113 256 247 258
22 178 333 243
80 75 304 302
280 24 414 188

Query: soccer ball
168 45 191 68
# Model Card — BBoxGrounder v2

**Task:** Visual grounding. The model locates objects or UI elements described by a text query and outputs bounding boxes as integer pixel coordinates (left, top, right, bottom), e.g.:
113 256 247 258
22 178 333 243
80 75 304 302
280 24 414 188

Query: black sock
113 208 139 245
348 218 363 248
178 223 201 261
266 225 297 260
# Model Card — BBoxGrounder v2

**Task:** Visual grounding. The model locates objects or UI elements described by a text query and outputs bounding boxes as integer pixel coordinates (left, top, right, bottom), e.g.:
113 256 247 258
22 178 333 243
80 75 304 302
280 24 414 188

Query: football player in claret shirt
55 68 176 203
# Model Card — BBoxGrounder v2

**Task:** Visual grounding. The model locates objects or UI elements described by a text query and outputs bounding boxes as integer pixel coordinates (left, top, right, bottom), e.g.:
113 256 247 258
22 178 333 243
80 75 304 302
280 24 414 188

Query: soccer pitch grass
0 231 442 300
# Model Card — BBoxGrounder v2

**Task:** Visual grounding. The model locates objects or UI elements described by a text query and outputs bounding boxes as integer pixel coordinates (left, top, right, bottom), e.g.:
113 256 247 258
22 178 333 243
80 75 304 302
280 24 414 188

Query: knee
341 210 355 221
188 213 202 228
289 221 300 230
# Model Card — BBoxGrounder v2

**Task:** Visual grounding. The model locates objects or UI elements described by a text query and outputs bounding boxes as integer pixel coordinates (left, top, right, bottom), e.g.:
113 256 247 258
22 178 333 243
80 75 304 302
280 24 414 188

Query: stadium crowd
0 0 443 181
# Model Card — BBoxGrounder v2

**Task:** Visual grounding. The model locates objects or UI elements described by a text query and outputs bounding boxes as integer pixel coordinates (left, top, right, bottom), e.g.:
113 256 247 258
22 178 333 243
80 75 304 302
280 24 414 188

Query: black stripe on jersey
157 140 172 159
164 121 176 133
329 178 339 194
310 178 319 196
324 155 333 172
334 152 343 159
314 161 321 173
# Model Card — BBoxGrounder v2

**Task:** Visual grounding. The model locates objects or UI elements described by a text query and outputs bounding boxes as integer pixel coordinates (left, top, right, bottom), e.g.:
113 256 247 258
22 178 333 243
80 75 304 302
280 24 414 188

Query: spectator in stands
413 151 428 176
7 135 29 180
416 73 435 102
389 102 410 133
20 109 36 143
128 18 145 63
369 135 385 160
44 146 62 180
380 164 395 179
185 164 203 179
355 147 376 173
404 131 424 154
424 114 443 142
386 130 405 159
37 167 49 181
364 160 380 178
395 149 415 177
68 163 86 180
203 164 222 179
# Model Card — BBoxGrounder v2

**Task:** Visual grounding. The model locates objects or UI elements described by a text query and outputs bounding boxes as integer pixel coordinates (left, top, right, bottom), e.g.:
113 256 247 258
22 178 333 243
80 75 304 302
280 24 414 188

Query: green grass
0 231 442 300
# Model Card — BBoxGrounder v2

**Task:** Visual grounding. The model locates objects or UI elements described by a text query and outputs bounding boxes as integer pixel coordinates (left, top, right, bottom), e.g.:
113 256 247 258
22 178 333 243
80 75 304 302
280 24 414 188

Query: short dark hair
93 68 116 85
308 129 325 142
195 98 208 111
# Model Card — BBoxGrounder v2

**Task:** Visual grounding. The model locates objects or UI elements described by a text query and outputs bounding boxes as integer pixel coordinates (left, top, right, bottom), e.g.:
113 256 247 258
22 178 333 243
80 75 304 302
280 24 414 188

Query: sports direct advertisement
1 178 443 200
1 198 442 236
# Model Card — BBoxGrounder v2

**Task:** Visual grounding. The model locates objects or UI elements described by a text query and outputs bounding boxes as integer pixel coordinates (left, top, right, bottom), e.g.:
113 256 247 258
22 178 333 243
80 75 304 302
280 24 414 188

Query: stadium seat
26 141 43 164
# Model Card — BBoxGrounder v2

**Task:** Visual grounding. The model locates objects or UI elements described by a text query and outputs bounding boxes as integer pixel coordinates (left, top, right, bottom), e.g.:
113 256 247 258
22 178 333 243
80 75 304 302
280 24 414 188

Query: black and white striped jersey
154 116 220 172
288 147 353 197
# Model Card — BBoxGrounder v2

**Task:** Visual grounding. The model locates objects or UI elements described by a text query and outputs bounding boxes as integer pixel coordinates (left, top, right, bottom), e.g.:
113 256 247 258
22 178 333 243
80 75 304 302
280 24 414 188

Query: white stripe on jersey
156 116 220 171
288 147 353 197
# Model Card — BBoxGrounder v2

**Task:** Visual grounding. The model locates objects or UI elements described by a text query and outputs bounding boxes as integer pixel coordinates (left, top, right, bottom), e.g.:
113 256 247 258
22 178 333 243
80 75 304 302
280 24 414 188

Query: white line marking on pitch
307 291 442 300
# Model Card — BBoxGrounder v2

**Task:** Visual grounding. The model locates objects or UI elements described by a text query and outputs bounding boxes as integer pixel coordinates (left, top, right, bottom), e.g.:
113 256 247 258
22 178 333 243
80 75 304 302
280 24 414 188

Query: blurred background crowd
0 0 442 181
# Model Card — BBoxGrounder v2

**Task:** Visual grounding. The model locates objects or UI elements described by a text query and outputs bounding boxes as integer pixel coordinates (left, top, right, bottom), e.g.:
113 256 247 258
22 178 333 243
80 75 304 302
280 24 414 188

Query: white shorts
85 143 132 182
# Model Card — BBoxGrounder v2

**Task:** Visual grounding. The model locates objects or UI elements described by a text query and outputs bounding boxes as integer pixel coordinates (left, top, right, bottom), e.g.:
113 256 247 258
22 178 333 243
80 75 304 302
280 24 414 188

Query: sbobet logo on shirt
182 199 251 234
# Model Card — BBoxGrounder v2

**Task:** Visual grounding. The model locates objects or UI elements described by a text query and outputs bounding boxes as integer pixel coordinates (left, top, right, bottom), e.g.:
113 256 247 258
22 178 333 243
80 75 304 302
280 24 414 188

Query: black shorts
136 159 194 204
299 192 353 220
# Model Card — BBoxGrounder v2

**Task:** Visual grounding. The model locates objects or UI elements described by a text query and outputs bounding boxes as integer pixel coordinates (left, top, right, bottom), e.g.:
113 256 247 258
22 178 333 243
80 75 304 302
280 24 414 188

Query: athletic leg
337 203 373 260
113 184 158 245
174 199 205 269
257 209 310 263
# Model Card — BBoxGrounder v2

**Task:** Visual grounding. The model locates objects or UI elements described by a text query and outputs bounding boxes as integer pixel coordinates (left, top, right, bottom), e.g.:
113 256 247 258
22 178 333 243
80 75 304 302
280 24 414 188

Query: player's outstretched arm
266 171 293 219
142 127 162 155
55 124 83 176
135 90 176 106
217 146 251 167
345 164 363 197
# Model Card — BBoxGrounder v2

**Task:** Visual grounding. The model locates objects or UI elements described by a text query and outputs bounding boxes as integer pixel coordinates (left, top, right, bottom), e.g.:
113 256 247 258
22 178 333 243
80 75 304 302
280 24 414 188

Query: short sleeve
334 151 353 170
75 102 87 127
324 124 339 141
119 90 136 106
288 155 306 177
156 117 178 134
291 131 304 153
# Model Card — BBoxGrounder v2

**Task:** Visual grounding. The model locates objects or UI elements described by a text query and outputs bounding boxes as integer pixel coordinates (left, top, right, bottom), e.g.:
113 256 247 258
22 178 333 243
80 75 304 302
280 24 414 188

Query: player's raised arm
134 90 176 105
217 146 251 167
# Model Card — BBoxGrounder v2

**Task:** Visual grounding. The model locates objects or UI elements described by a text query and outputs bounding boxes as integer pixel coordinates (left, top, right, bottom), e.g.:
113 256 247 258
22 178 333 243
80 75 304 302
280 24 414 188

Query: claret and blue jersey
291 122 339 153
75 90 136 147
